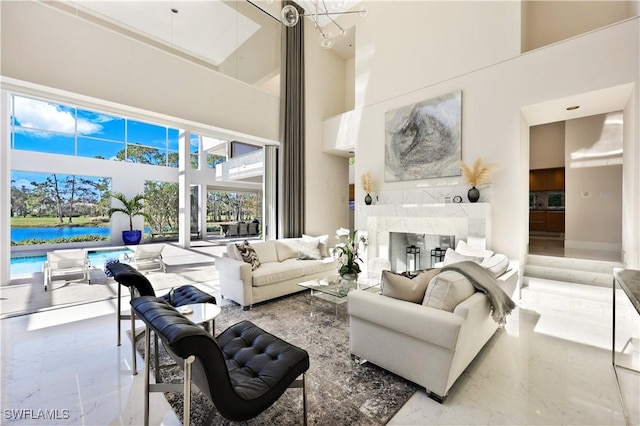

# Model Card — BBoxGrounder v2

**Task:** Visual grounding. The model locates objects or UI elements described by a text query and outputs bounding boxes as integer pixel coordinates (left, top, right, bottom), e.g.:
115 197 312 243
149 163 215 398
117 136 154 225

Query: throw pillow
422 270 476 312
297 239 322 260
480 253 509 277
455 240 494 260
442 248 483 266
235 240 261 271
302 234 329 257
381 269 441 304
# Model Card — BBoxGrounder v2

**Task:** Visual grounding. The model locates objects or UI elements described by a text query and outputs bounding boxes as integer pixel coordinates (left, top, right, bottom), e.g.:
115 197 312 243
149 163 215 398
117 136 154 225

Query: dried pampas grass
360 173 375 193
457 158 498 187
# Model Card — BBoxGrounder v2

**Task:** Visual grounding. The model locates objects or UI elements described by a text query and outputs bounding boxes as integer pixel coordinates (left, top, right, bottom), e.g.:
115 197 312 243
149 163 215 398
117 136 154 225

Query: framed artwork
384 90 462 182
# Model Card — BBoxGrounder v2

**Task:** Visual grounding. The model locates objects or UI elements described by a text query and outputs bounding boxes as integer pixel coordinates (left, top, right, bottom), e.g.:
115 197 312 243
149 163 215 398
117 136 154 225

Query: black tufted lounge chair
131 296 309 426
105 262 216 375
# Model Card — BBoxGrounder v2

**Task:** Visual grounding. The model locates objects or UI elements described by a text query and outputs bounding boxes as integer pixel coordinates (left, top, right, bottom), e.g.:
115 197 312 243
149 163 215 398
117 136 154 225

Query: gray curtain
280 0 305 238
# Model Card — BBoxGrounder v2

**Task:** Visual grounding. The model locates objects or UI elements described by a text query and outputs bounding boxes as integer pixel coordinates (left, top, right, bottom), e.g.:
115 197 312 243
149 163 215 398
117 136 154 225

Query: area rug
135 292 419 425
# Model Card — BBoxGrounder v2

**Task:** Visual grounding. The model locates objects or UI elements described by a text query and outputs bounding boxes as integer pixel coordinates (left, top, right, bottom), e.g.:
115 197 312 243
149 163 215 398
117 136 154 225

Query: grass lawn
11 216 110 228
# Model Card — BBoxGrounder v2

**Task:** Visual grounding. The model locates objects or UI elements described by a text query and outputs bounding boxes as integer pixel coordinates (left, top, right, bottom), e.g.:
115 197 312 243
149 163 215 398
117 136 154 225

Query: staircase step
524 254 624 288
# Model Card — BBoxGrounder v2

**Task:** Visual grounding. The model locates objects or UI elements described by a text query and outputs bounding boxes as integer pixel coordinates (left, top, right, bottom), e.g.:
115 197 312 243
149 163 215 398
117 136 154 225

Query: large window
11 94 180 167
10 171 111 245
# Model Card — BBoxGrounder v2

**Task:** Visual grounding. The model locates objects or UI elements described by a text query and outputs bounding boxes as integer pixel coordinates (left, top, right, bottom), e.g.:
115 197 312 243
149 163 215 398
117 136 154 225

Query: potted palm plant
108 192 151 245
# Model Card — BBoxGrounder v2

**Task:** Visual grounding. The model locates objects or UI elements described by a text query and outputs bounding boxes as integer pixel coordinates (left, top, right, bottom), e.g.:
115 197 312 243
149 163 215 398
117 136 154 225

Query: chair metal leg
143 325 151 426
183 356 195 426
130 287 137 375
302 373 307 426
117 284 122 346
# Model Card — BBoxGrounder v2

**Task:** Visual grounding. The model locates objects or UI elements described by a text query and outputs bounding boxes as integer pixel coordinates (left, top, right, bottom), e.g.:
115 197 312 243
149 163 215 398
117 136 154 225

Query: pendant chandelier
279 0 368 49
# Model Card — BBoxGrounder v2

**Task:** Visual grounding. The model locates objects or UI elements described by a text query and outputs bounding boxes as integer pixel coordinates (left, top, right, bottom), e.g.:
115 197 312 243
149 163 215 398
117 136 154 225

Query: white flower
335 228 350 238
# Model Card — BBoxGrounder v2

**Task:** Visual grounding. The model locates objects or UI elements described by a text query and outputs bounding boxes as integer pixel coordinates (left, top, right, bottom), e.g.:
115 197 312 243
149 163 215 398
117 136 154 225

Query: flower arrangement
456 158 498 187
333 228 367 278
360 173 375 194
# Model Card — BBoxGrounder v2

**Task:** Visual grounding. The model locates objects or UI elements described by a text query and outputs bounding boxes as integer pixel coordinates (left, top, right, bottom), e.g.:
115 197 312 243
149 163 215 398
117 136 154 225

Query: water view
11 248 133 275
11 227 110 242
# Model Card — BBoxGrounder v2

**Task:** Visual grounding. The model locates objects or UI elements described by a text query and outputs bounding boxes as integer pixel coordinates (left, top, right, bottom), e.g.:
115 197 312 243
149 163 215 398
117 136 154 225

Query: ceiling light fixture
279 0 367 49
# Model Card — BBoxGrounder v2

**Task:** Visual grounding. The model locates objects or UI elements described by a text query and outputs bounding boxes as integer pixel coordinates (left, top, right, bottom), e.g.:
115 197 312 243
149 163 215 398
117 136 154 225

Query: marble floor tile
1 277 638 425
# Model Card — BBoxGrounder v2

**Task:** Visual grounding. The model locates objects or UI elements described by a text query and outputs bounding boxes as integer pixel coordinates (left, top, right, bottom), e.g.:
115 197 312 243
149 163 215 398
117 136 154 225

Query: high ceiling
67 0 360 65
69 0 263 66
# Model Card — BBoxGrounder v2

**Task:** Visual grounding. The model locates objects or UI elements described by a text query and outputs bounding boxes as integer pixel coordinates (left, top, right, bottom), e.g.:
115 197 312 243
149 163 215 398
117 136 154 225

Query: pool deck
1 238 254 319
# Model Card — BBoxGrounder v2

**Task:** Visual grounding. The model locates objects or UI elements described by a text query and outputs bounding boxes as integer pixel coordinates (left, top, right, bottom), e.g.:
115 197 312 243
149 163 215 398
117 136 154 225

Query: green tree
144 181 179 232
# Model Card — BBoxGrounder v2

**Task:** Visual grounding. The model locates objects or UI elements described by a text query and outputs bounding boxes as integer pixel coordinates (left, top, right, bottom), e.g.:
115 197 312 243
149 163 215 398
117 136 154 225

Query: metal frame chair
131 296 309 426
43 249 91 291
124 244 166 273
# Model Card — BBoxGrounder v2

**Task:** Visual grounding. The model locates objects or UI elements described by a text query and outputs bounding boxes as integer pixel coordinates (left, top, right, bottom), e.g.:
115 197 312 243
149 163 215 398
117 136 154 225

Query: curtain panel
279 0 305 238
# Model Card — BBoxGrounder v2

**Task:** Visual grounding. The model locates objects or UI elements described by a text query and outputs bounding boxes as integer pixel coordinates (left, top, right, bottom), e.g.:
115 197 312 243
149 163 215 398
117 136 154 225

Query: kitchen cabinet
529 211 546 232
530 169 548 191
529 210 565 233
529 167 565 191
547 168 565 190
546 211 565 232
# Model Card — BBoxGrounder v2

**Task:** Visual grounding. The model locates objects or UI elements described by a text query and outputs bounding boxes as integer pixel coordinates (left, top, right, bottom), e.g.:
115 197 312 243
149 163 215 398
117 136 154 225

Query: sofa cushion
295 258 339 275
235 241 261 271
302 234 329 258
480 253 509 277
250 241 279 264
443 248 483 266
275 239 300 262
296 239 322 260
455 240 494 260
381 269 441 303
423 270 476 312
252 262 306 287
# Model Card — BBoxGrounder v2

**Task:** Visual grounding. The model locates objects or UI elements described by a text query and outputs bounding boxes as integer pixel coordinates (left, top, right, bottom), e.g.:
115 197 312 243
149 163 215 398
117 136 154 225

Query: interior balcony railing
215 150 264 182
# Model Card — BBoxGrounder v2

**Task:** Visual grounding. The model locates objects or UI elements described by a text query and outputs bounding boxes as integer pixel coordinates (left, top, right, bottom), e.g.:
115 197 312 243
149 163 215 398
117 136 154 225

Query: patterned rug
135 292 419 425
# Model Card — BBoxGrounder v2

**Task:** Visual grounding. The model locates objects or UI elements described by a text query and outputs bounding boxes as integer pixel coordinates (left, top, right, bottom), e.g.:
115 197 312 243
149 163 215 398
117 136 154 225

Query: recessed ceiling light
566 105 580 111
171 8 179 13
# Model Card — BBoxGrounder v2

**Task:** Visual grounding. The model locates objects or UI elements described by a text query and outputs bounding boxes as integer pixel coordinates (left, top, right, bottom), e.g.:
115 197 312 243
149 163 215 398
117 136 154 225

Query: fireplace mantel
356 203 491 260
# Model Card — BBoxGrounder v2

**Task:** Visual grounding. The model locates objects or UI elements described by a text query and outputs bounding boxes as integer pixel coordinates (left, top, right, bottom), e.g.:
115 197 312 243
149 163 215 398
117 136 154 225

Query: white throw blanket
442 261 516 325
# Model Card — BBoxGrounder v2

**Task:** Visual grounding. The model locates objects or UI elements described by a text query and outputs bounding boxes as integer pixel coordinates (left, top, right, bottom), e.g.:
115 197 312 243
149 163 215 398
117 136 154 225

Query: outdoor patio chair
124 244 166 273
43 249 91 291
226 223 239 237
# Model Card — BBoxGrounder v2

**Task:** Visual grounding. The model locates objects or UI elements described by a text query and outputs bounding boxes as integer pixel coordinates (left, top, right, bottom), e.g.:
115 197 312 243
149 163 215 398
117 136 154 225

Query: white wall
565 114 623 249
0 1 280 141
324 15 639 266
304 22 351 238
354 1 521 108
530 122 565 169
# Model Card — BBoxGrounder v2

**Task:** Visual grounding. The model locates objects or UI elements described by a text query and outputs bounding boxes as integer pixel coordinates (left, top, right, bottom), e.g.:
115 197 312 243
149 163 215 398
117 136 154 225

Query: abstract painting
385 90 462 182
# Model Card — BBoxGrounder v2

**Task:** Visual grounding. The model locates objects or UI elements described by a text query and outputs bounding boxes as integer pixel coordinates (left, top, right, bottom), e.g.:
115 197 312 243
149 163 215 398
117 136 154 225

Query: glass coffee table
298 274 380 306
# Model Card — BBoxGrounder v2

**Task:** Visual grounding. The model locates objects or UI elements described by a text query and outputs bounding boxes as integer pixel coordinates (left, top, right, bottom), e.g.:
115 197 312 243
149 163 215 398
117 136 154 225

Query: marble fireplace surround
358 203 492 262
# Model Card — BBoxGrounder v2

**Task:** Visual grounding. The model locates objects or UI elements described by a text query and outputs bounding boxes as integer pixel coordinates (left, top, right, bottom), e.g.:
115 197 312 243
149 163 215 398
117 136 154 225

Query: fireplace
389 233 455 271
356 203 491 269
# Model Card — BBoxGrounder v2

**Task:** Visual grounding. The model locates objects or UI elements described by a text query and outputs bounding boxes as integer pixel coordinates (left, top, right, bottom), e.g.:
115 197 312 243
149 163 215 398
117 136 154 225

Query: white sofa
216 238 339 309
348 261 518 402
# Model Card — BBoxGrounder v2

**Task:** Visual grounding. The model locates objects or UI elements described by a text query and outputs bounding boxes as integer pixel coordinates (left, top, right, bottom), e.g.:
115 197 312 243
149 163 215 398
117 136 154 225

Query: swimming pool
10 248 133 275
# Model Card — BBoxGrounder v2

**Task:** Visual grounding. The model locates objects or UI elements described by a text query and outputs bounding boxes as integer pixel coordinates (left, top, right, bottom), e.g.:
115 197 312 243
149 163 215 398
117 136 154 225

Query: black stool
131 296 309 426
105 262 216 375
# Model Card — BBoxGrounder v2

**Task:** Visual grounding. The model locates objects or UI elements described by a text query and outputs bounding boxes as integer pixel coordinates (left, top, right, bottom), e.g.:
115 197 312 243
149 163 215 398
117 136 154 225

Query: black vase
364 193 372 205
467 187 480 203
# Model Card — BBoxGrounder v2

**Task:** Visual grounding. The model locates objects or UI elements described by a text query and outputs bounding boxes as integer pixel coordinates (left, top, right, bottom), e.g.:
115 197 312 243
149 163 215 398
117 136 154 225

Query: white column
198 184 207 239
178 129 191 248
1 92 12 285
264 145 278 240
197 137 207 239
